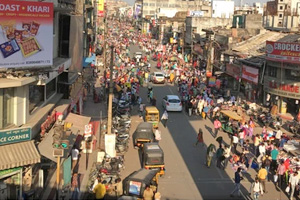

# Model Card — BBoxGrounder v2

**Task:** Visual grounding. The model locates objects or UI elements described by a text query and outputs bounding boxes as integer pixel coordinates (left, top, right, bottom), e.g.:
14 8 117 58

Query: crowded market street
118 45 290 200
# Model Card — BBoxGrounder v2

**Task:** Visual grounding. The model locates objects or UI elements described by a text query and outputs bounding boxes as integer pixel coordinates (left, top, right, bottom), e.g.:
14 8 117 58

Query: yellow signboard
97 0 104 16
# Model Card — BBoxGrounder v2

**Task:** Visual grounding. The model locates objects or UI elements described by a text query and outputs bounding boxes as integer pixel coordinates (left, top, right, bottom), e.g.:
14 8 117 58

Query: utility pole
107 46 114 135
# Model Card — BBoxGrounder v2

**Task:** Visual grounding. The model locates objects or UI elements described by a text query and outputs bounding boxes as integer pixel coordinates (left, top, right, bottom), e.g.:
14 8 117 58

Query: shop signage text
97 0 104 17
226 64 240 79
0 127 31 145
0 167 21 178
266 41 300 64
265 80 300 99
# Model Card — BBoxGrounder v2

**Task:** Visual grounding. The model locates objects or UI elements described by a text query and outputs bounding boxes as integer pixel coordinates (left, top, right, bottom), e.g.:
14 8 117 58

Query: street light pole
107 46 114 135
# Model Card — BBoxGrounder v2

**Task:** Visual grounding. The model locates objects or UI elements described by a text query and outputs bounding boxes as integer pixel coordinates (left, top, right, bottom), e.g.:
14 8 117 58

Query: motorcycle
258 112 273 127
272 116 283 129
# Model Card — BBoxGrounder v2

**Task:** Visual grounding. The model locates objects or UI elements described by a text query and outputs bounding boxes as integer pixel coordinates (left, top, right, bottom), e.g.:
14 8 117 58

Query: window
149 3 155 6
280 6 283 10
268 66 277 77
46 78 56 99
0 88 14 129
279 14 283 18
29 85 44 113
163 4 168 7
144 3 149 6
150 10 155 14
285 69 300 81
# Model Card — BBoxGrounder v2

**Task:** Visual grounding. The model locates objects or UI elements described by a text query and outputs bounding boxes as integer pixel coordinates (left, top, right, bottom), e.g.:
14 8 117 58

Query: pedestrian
139 103 145 118
143 185 154 200
239 128 245 147
216 145 225 169
253 134 261 157
93 179 107 200
223 145 231 169
249 177 263 200
232 133 239 154
289 171 299 200
154 127 161 141
257 165 268 193
161 110 168 127
216 136 223 147
71 173 79 200
154 191 161 200
230 167 243 197
270 146 279 171
152 96 157 106
206 143 216 168
194 128 204 147
262 155 271 181
276 160 287 189
259 142 266 156
213 118 221 138
72 146 79 172
111 178 123 197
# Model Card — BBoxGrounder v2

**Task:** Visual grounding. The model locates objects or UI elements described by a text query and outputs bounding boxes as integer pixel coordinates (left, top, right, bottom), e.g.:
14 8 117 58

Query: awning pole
56 156 60 200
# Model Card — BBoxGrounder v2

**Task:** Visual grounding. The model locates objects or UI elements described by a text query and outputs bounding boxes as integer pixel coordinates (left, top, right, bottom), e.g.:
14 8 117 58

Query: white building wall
14 86 27 126
212 1 234 18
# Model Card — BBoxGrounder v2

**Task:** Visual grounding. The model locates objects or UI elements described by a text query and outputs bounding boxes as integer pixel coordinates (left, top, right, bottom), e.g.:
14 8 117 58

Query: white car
162 95 183 112
151 72 165 84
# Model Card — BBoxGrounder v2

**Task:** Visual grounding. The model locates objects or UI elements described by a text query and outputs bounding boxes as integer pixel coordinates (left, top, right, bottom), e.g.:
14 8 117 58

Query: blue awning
83 53 96 68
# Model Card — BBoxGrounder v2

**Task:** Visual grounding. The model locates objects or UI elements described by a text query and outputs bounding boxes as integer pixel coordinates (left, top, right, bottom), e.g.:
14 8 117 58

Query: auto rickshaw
122 168 159 199
219 110 242 135
144 106 159 128
142 143 165 176
132 122 154 148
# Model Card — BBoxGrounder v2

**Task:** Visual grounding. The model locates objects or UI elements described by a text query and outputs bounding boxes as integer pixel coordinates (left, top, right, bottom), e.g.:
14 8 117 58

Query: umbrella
170 56 177 61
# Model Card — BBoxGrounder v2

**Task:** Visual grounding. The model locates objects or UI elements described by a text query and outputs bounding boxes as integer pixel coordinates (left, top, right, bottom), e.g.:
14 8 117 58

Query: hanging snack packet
19 37 41 58
1 20 16 40
14 30 23 42
0 39 20 58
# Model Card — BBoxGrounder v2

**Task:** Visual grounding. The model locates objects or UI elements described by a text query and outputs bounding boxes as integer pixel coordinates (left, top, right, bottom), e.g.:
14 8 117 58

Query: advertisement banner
135 4 141 19
0 127 31 145
242 65 259 84
225 63 240 79
266 41 300 63
97 0 104 17
264 78 300 99
0 1 53 68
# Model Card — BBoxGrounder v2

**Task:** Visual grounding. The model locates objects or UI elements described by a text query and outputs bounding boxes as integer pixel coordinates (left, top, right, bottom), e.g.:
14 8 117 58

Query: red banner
266 41 300 63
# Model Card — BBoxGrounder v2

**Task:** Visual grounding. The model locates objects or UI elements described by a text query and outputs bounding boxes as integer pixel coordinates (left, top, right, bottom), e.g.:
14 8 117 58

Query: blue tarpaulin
83 53 96 68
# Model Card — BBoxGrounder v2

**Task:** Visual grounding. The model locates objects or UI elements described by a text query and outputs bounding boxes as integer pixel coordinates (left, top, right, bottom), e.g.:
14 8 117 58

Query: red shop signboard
225 63 240 79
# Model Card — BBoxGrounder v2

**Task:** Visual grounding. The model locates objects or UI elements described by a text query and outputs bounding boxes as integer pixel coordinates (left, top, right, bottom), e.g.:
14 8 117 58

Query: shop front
223 63 240 92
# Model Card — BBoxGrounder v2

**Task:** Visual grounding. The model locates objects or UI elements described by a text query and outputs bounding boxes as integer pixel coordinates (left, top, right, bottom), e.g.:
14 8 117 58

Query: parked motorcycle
258 112 273 127
288 120 300 134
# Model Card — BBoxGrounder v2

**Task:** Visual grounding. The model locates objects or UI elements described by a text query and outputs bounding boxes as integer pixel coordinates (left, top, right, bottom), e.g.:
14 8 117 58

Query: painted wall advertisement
0 1 53 68
266 41 300 63
97 0 104 17
242 65 259 84
0 127 31 145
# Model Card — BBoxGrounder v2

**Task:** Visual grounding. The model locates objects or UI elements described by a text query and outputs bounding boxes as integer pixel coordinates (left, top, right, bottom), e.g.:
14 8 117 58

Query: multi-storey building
263 0 299 31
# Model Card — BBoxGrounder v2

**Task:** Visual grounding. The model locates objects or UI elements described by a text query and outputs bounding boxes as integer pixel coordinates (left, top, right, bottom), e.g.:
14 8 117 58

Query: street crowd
88 18 300 200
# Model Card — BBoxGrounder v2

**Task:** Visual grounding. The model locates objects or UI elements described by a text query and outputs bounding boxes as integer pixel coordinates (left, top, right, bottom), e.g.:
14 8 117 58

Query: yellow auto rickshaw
219 110 242 135
145 106 159 128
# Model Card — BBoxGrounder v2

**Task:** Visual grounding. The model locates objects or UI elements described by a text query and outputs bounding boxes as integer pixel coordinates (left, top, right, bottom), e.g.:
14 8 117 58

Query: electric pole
107 46 114 135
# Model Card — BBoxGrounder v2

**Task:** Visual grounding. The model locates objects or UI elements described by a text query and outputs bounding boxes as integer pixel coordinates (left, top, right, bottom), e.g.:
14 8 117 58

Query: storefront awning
38 113 91 162
0 140 40 170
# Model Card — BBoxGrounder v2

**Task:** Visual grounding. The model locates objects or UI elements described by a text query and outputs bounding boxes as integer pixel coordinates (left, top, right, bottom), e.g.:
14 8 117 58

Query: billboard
266 41 300 63
97 0 104 17
242 65 259 84
0 1 53 68
0 127 31 146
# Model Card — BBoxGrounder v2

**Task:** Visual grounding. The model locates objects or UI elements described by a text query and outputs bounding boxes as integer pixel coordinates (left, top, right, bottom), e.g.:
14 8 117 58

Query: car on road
151 72 165 84
162 95 182 112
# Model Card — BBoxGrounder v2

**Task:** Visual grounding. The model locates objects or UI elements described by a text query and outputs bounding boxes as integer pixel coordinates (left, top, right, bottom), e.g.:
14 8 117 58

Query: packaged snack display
30 21 40 36
19 37 41 58
0 20 16 41
14 30 23 42
22 22 31 39
0 39 20 58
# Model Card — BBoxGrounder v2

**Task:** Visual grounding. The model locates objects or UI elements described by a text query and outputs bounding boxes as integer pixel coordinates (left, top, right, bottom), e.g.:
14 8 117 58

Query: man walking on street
161 110 168 127
72 146 79 173
230 167 243 197
249 177 263 200
289 171 299 200
258 165 268 193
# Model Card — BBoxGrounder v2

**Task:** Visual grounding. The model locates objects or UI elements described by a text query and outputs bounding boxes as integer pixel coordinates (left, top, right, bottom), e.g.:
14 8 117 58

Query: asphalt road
120 45 289 200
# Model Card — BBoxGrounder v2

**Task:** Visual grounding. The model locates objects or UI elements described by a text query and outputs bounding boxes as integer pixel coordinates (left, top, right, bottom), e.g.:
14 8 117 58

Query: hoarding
0 1 53 68
0 127 31 145
266 41 300 63
97 0 104 17
242 65 259 84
